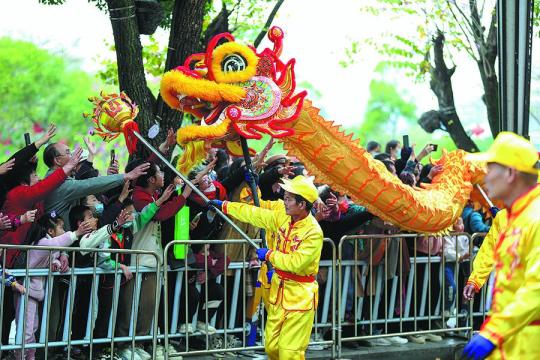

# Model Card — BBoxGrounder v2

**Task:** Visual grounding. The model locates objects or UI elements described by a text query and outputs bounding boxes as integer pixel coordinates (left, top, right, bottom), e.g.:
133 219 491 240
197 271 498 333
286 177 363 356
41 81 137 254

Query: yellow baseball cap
466 132 540 175
279 175 319 203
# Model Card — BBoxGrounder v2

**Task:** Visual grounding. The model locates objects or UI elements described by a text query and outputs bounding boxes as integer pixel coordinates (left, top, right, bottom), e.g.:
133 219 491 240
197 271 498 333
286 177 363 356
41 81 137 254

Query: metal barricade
0 244 161 360
337 233 474 358
162 238 337 359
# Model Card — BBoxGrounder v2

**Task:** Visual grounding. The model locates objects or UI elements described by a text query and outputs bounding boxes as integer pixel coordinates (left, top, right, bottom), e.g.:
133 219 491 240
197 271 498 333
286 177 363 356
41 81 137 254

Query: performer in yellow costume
463 132 540 360
463 209 507 300
211 175 323 360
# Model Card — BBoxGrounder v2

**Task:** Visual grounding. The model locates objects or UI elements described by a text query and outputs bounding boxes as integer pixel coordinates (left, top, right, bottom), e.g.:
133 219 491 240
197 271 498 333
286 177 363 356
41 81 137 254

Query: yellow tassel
176 141 207 175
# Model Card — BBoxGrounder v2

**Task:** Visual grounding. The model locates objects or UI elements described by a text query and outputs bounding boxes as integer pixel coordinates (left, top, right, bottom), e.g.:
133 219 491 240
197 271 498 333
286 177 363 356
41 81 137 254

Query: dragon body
160 27 485 233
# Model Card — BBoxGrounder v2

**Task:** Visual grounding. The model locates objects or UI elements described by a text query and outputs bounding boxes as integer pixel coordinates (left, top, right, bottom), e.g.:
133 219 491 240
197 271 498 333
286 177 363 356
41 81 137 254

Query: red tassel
122 121 140 154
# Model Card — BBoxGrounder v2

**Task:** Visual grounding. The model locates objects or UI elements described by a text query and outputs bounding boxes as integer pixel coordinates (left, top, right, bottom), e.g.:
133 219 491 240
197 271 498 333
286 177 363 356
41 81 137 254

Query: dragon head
161 27 307 172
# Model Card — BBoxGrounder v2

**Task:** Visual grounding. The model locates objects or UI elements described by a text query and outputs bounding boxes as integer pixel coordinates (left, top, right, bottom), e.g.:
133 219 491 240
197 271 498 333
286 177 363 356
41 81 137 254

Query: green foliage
358 78 417 140
0 38 94 150
0 37 129 175
344 1 499 80
96 35 166 91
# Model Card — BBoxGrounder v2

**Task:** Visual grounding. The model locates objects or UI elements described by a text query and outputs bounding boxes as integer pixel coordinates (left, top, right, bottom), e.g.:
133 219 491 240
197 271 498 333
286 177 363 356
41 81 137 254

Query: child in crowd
179 243 229 335
443 217 470 317
91 188 176 359
13 212 92 360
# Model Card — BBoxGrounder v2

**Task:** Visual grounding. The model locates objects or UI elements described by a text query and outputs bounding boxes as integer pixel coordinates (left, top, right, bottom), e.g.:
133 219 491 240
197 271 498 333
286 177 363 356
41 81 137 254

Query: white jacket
443 234 469 262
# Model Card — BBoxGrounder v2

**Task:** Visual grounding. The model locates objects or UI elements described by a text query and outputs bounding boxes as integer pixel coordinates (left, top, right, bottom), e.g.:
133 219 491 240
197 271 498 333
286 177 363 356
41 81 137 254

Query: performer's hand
463 283 477 301
489 207 500 217
266 269 274 284
244 168 259 185
462 335 495 360
208 200 223 211
257 248 269 261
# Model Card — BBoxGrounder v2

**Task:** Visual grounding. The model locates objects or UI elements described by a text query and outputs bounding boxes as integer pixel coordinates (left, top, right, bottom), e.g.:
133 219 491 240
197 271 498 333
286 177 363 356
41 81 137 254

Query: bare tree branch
254 0 285 48
445 0 479 60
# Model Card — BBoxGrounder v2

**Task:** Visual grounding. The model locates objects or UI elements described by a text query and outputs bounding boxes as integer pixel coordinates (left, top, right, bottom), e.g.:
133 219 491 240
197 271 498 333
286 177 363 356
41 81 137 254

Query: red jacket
0 168 67 267
132 186 186 221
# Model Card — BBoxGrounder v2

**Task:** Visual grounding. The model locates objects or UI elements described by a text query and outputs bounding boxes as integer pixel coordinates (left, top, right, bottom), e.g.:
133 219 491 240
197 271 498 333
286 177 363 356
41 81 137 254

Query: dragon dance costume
222 176 323 360
465 133 540 359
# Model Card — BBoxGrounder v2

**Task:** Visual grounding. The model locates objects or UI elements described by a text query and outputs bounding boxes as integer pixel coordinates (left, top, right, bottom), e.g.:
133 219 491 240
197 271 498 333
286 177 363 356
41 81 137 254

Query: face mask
94 203 104 215
122 221 133 229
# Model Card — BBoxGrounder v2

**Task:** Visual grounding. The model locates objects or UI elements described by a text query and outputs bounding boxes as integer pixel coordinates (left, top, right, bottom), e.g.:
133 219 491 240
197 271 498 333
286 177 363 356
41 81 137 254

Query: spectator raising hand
0 213 12 230
20 209 38 224
61 147 83 176
118 181 132 204
83 136 97 163
34 124 57 149
156 184 177 207
124 162 150 181
0 158 15 175
159 128 177 154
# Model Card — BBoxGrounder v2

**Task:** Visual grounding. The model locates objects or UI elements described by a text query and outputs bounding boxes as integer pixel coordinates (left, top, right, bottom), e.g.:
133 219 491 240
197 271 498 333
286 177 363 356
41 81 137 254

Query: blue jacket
461 206 490 234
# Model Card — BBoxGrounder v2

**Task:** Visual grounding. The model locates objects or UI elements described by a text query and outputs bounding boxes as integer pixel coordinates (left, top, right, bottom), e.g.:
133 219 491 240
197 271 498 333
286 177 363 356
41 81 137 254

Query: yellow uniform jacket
467 209 508 291
479 185 540 359
223 200 324 311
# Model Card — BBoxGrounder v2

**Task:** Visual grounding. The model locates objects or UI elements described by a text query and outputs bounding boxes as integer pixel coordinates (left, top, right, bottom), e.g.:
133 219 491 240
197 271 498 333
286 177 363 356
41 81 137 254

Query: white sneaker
407 335 426 344
133 346 152 360
367 337 392 346
119 348 143 360
197 321 217 335
179 323 194 334
155 344 183 359
387 336 408 345
424 333 443 342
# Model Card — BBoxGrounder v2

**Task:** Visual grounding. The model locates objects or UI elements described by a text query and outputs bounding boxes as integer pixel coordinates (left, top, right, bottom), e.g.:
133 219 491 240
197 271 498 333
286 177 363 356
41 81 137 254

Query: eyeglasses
55 149 71 158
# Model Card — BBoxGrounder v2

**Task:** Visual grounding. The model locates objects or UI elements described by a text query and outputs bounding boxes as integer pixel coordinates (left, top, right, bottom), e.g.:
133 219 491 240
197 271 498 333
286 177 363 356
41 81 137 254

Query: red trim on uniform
466 280 481 293
275 269 315 283
222 201 229 214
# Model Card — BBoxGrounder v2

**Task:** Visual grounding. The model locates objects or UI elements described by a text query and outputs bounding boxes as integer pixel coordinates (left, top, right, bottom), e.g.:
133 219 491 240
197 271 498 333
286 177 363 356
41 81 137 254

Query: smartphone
403 135 409 149
24 133 31 146
110 149 116 166
430 144 438 151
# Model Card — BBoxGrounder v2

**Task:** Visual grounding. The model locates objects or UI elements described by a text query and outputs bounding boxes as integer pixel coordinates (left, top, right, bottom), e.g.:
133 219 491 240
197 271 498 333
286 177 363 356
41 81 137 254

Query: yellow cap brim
279 178 295 195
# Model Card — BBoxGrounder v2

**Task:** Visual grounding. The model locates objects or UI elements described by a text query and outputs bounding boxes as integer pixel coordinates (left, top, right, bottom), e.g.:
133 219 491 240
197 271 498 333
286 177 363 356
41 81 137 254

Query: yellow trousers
264 302 315 360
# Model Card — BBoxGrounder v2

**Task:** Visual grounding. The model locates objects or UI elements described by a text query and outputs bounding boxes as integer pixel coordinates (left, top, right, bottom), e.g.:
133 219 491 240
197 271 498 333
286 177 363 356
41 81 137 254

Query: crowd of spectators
0 128 493 359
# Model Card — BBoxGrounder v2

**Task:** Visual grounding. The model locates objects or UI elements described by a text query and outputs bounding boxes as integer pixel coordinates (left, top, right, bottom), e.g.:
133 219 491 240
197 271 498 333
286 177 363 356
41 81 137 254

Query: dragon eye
221 54 247 73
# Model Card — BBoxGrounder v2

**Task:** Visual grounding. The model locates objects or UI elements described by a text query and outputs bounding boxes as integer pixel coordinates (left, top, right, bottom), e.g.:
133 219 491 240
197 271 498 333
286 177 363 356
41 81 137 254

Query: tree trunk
470 2 499 137
428 31 479 152
106 0 156 140
155 0 206 157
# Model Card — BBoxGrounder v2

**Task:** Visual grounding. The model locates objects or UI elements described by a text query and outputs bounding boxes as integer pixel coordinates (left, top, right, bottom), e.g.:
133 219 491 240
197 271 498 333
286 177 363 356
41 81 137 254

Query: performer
463 132 540 360
463 209 507 301
211 175 323 360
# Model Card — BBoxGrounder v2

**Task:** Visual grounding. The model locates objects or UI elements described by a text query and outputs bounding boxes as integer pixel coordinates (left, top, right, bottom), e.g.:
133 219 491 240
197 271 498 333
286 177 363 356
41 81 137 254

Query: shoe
96 349 122 360
133 346 152 360
179 323 194 334
197 321 217 335
307 332 328 350
387 336 408 345
155 344 183 359
424 333 443 342
224 334 243 355
210 336 226 358
367 338 392 346
407 335 426 344
118 348 143 360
